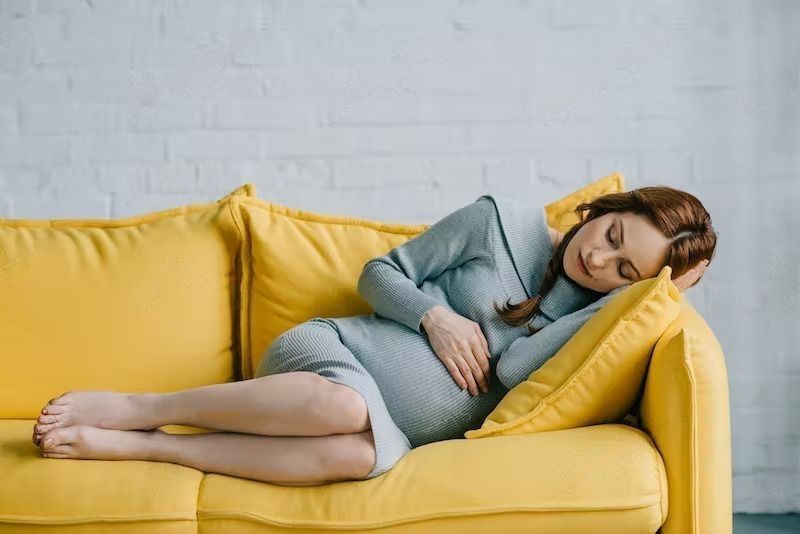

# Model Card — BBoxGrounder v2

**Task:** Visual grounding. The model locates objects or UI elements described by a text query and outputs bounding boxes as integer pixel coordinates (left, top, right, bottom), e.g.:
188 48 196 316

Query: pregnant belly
335 315 509 446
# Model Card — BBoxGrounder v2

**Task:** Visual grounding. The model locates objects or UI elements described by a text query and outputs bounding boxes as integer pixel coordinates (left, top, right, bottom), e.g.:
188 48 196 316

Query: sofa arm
638 326 732 534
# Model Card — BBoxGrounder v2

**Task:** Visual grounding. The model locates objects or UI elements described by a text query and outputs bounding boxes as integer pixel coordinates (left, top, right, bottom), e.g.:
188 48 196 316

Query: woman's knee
353 430 378 479
313 378 371 435
323 430 376 481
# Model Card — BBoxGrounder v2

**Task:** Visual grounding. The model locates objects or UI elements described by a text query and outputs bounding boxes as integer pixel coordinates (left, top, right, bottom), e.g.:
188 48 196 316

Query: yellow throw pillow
221 183 257 199
235 197 430 379
544 171 625 233
465 265 681 438
0 185 250 418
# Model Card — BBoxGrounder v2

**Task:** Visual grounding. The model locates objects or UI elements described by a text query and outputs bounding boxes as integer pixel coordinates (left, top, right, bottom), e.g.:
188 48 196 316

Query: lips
578 252 589 276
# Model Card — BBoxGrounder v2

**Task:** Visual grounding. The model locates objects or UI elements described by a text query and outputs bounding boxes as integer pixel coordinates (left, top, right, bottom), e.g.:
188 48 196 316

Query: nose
585 249 615 272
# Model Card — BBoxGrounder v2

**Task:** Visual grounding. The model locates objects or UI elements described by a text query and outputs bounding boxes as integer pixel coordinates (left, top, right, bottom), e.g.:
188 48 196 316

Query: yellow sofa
0 181 731 533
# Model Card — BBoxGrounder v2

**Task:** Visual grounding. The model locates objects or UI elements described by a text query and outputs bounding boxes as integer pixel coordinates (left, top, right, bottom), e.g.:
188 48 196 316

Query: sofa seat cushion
196 424 668 533
0 420 204 532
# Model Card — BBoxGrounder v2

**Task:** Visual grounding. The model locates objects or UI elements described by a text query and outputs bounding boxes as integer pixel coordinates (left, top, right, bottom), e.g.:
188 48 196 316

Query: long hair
492 186 718 335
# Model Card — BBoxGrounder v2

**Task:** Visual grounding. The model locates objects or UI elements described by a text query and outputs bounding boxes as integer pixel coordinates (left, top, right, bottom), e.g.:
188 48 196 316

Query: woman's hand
421 306 492 396
672 259 710 292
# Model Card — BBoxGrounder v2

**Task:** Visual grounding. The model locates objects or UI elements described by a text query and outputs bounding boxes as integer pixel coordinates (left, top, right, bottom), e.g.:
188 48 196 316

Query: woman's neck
547 225 564 249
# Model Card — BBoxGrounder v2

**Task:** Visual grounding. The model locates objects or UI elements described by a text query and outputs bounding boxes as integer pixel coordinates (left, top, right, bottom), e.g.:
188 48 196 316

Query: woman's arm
357 197 496 334
495 284 628 390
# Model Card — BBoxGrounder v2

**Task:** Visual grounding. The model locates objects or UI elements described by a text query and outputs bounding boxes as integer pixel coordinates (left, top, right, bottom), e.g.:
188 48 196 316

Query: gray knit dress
255 194 629 479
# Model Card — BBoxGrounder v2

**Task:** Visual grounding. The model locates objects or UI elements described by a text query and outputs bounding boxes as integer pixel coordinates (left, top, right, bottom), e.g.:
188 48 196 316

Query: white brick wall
1 0 798 512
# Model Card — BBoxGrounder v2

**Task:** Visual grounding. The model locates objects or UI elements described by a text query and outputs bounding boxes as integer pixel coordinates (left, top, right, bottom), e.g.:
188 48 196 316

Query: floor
733 513 800 533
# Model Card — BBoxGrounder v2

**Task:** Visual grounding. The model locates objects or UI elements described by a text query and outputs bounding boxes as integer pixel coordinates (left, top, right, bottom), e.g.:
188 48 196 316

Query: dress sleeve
495 284 630 390
357 196 496 334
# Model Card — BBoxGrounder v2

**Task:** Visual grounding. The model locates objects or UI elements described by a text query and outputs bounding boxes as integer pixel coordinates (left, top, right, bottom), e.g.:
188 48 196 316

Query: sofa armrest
638 326 732 534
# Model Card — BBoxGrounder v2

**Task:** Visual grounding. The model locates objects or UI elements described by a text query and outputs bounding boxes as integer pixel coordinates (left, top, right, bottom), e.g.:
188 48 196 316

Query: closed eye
606 227 630 280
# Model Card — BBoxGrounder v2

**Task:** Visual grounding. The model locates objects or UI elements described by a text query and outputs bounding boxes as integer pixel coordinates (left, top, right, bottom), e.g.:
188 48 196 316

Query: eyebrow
619 219 642 280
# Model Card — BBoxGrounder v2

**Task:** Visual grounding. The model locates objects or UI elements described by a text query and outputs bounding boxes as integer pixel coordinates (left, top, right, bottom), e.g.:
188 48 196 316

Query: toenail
44 439 53 447
42 409 48 414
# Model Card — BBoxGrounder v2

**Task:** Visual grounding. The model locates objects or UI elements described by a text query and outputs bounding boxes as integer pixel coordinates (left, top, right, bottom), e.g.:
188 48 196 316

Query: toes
35 422 59 435
40 396 68 416
40 412 73 428
41 432 56 449
34 431 50 449
42 450 70 459
41 426 80 450
37 414 60 425
41 405 64 416
46 443 73 455
51 392 73 405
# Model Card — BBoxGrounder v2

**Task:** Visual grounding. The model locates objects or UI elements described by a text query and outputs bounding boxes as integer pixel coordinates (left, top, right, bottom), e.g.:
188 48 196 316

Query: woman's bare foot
32 391 160 446
36 424 166 461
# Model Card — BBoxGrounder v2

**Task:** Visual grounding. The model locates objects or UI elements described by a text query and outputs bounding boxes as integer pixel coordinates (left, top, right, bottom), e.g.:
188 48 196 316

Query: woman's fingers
468 342 489 393
689 260 709 283
456 357 480 396
443 357 468 391
674 260 710 292
475 327 492 389
478 329 491 360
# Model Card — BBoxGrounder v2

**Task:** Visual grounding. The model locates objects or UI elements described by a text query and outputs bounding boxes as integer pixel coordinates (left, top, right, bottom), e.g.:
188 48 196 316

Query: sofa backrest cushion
235 197 429 380
0 185 251 418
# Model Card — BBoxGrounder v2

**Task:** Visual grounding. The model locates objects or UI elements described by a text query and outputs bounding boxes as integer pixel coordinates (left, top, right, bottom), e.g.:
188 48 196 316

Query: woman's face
560 211 671 293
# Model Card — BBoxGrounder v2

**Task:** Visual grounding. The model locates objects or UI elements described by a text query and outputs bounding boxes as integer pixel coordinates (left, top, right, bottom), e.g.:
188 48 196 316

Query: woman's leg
37 424 377 486
33 371 370 445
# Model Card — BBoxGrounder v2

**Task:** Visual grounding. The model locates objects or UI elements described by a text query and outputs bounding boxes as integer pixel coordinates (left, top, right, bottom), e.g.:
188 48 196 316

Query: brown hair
492 186 718 335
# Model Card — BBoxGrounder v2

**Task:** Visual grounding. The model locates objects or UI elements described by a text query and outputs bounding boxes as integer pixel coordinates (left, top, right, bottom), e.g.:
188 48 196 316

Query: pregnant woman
32 185 716 486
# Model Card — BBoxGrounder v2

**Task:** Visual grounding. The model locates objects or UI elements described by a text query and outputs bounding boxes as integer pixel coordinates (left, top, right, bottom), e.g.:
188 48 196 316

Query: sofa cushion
234 197 429 379
194 423 667 533
0 419 205 531
0 185 251 418
543 171 625 234
465 265 681 438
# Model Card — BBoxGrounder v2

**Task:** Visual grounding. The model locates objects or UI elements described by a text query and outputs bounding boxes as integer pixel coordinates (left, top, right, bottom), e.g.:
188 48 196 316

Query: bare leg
37 424 377 486
33 372 370 445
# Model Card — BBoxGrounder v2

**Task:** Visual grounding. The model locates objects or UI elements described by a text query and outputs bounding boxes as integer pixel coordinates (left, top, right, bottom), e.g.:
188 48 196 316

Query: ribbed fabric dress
255 194 629 479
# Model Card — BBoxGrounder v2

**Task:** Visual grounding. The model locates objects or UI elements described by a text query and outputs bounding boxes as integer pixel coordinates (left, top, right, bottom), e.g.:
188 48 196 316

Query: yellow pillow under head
0 185 251 418
465 265 681 438
543 171 625 233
